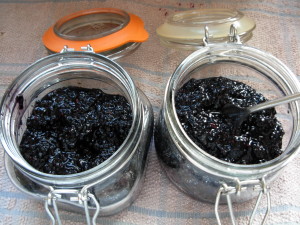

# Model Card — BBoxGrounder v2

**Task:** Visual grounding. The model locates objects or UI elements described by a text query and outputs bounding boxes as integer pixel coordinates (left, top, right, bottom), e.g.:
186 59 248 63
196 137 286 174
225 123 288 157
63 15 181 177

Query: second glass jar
155 43 300 222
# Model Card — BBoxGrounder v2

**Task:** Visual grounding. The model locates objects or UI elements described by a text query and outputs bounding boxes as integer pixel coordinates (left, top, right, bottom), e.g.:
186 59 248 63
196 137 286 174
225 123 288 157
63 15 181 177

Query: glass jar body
156 112 282 203
1 52 153 216
155 43 300 203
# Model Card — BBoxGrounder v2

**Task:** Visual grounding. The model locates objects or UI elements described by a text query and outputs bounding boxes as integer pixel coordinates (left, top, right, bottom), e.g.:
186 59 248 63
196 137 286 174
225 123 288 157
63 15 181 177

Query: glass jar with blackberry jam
156 9 300 224
0 8 153 225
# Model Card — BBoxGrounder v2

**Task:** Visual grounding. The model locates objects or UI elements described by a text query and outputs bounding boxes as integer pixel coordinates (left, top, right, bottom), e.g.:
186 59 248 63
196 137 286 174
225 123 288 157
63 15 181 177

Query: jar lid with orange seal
43 8 149 59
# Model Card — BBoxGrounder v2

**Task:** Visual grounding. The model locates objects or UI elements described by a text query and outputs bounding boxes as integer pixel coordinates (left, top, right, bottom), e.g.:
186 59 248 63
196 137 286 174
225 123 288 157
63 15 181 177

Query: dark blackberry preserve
20 87 133 175
175 77 284 164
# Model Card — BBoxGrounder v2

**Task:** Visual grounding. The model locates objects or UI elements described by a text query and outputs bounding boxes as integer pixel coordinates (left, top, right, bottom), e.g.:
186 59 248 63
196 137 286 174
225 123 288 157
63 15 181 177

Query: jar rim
164 43 300 179
0 51 143 186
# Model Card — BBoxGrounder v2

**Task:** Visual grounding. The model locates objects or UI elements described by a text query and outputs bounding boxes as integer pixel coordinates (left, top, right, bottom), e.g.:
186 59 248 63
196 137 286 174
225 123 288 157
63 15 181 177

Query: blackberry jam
175 77 284 164
20 87 133 175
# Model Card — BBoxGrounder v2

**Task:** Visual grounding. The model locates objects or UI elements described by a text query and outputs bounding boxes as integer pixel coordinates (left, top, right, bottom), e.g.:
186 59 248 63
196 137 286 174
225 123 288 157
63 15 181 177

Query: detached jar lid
43 8 148 58
156 9 255 50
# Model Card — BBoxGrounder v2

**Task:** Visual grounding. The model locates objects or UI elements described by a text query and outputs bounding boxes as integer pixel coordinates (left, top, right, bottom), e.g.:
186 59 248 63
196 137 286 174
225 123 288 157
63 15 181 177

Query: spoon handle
249 92 300 113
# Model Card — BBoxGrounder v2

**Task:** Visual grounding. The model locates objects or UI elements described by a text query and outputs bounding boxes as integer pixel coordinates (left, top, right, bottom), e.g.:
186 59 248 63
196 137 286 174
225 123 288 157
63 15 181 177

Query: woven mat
0 0 300 224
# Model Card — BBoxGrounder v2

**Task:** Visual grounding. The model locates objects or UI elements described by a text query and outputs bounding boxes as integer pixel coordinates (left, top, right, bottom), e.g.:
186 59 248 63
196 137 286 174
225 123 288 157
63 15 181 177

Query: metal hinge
45 187 100 225
203 23 242 46
60 44 94 53
215 177 271 225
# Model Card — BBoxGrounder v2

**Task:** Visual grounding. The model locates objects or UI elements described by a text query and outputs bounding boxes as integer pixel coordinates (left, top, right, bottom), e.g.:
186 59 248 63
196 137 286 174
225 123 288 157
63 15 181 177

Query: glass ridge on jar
0 51 154 219
155 43 300 208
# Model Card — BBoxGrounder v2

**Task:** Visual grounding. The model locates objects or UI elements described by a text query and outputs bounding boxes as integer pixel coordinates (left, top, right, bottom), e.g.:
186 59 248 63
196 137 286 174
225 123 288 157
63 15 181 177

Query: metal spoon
222 92 300 128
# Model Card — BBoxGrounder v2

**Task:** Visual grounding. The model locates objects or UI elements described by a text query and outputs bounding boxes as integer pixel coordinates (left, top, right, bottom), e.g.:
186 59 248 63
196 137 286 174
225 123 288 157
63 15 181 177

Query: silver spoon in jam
222 92 300 129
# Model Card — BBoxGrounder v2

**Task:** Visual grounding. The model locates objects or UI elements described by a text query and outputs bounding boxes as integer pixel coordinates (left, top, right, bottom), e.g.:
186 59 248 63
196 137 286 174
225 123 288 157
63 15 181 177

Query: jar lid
156 9 255 50
43 8 148 58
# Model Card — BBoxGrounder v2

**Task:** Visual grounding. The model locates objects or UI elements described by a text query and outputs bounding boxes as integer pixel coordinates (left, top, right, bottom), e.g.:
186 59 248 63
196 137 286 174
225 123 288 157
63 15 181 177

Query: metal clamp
215 178 271 225
60 44 94 53
203 25 211 46
45 187 100 225
229 24 242 44
203 23 242 46
81 44 94 52
60 45 75 53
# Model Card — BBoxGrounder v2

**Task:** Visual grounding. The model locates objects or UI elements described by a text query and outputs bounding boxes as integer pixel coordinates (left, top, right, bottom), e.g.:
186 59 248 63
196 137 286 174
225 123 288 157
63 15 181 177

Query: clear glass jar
0 51 153 223
155 43 300 223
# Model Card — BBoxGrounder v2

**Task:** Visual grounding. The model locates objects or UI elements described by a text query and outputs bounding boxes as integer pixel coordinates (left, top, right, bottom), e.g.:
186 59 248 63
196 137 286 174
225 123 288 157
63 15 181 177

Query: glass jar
155 9 300 225
1 50 153 223
1 8 152 224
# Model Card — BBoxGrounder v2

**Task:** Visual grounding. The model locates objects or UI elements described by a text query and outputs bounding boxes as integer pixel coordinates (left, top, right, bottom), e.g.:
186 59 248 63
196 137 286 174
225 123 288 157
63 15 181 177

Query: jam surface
20 87 132 175
175 77 284 164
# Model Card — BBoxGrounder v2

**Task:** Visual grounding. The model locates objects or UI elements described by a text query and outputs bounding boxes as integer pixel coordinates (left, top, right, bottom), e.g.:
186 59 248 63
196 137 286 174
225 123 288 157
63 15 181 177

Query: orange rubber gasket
43 8 149 53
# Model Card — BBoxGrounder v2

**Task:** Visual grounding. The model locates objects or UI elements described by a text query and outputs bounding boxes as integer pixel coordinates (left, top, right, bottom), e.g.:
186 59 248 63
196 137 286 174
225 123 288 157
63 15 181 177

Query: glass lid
53 9 130 41
43 8 148 58
156 9 256 50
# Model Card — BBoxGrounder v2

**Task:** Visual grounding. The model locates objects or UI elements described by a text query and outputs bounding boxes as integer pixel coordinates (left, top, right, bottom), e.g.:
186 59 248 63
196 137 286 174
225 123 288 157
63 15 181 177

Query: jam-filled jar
155 9 300 224
0 8 153 224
